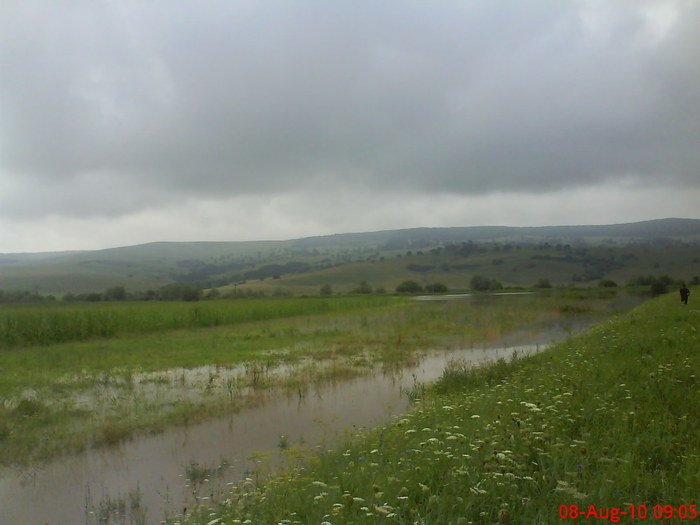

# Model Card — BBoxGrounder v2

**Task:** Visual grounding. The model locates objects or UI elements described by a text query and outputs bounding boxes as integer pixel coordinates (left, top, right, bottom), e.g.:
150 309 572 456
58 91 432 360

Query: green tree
650 279 668 295
104 286 127 301
424 283 448 293
470 275 502 291
534 278 552 289
320 284 333 296
158 283 202 301
353 281 373 294
395 280 423 294
205 288 221 299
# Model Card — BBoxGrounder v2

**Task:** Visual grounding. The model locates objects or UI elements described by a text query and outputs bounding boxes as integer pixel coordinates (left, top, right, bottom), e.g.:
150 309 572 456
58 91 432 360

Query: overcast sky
1 0 699 253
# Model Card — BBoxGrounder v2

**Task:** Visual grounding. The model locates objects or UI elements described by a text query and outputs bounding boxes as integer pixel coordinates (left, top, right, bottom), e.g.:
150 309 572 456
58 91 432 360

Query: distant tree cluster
424 282 448 293
62 283 204 302
626 275 682 295
155 283 203 301
394 280 447 294
0 290 56 303
470 275 503 291
0 283 207 304
533 278 552 289
395 280 422 293
353 280 374 294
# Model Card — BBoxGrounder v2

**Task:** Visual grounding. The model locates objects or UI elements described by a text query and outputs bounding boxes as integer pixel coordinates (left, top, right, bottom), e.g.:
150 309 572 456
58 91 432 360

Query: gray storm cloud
1 0 699 220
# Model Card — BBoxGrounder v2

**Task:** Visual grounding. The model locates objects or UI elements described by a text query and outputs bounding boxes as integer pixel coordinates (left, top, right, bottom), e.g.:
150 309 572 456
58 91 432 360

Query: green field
0 291 624 467
181 290 699 524
0 296 400 347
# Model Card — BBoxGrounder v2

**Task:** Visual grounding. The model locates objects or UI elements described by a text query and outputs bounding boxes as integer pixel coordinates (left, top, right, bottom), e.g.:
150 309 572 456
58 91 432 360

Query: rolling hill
1 218 699 295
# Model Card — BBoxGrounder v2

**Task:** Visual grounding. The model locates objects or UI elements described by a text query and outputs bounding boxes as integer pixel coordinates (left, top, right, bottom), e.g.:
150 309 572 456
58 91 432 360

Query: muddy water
0 315 599 525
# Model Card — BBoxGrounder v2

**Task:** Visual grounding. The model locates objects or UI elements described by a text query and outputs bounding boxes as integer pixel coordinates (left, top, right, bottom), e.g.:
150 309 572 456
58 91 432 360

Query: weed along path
0 293 643 524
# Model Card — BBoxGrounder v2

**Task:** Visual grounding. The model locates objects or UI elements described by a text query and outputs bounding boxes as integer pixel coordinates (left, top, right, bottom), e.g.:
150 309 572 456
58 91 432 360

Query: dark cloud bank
1 1 698 235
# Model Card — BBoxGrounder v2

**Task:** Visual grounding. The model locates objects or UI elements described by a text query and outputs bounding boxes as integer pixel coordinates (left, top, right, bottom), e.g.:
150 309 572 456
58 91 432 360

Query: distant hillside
1 218 699 295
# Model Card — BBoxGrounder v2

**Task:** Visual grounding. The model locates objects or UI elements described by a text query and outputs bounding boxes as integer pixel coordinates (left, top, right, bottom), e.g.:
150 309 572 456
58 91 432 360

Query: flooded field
0 311 598 525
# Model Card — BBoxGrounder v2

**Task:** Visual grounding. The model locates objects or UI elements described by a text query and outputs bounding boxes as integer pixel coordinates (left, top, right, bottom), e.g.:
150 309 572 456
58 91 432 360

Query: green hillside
228 241 700 295
1 218 699 295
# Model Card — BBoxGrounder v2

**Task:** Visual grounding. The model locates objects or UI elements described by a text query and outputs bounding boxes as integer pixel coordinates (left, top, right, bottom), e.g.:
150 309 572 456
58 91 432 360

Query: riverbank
1 292 622 468
182 291 699 524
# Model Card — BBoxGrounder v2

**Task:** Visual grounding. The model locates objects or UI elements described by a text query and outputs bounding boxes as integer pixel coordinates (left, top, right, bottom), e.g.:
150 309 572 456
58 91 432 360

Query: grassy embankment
182 290 699 525
0 293 616 467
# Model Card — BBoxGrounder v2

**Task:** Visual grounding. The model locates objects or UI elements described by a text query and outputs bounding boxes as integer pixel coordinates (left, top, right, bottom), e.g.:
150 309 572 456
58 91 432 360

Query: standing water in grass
0 292 645 524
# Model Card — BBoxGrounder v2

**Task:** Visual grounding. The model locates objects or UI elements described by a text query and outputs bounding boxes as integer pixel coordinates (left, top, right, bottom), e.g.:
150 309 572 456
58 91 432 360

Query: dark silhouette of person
679 285 690 304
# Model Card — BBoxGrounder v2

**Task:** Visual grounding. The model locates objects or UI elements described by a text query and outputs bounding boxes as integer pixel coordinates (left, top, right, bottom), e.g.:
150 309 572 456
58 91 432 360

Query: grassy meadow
0 296 400 347
179 290 699 525
0 291 622 467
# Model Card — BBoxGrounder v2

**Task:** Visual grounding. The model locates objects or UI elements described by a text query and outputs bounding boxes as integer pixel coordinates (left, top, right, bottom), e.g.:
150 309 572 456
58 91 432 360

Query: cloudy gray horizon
1 0 699 253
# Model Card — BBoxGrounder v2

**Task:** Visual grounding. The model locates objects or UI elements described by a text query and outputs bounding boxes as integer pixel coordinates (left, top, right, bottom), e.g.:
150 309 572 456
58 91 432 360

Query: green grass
0 295 400 347
180 290 699 524
227 244 700 295
0 292 618 467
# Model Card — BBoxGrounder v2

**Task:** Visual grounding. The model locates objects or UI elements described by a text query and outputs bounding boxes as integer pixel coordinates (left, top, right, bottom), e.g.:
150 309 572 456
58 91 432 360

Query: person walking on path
679 284 690 304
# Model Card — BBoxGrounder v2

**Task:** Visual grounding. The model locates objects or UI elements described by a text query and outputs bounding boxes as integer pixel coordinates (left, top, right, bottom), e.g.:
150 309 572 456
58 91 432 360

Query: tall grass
0 296 399 347
181 292 699 524
0 292 628 467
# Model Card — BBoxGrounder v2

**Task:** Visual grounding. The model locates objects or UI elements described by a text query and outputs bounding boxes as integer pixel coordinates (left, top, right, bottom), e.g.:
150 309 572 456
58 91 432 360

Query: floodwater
0 305 624 524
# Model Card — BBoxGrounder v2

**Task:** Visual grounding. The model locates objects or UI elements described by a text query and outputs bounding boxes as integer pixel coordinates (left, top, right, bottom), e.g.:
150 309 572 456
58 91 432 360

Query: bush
395 280 423 294
470 275 503 291
104 286 127 301
158 283 202 301
424 282 448 293
352 281 373 294
533 278 552 289
650 281 668 295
